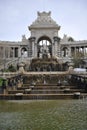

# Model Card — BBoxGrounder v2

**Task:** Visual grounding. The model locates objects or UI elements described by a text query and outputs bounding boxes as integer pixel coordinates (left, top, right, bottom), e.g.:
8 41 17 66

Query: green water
0 100 87 130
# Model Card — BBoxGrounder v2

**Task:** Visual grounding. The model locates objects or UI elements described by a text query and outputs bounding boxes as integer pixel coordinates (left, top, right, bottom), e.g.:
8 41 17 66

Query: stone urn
68 62 74 73
18 62 25 73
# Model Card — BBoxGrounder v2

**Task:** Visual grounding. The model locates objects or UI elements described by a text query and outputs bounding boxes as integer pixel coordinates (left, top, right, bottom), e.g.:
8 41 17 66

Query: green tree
8 64 16 72
72 52 84 68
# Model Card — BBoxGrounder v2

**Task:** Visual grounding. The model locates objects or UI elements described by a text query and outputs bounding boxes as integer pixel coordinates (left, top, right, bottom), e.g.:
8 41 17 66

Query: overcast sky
0 0 87 41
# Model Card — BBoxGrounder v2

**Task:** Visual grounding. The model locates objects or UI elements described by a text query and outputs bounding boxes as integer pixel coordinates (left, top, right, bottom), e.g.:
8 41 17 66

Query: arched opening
21 47 28 58
37 36 52 58
62 47 69 57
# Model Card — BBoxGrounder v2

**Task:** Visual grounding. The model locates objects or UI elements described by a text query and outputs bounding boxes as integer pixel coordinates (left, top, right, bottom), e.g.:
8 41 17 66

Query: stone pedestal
18 63 25 74
68 62 74 73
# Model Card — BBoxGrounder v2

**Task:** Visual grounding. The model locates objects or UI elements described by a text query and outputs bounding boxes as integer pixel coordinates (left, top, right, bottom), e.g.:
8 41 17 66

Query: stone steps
1 83 86 100
8 88 85 94
30 89 85 94
0 93 79 100
19 85 76 90
8 90 25 94
0 92 87 100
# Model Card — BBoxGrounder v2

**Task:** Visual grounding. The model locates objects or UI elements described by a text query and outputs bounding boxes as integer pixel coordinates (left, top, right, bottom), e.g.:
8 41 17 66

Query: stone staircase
1 83 85 100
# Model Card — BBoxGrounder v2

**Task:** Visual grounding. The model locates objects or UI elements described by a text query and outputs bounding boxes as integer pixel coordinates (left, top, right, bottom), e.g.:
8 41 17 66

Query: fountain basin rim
23 71 69 76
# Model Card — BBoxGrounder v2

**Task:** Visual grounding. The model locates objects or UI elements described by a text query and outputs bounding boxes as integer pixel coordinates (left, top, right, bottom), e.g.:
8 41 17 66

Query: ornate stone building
0 11 87 69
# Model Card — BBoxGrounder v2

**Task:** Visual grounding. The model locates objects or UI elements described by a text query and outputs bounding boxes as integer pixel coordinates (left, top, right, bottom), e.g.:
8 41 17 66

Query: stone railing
0 71 20 78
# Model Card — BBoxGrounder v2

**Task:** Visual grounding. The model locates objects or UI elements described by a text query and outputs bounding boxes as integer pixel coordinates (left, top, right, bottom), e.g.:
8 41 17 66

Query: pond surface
0 99 87 130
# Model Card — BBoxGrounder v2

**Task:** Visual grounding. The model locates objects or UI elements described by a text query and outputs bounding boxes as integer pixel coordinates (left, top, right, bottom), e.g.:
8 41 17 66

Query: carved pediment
29 11 60 29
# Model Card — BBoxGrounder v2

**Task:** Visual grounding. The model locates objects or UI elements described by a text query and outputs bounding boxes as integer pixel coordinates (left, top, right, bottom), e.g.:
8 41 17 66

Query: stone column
8 47 10 58
75 47 76 57
84 46 86 56
0 47 3 58
52 42 55 57
34 43 37 58
13 47 15 58
53 37 60 57
3 47 6 59
18 47 21 58
83 46 85 56
29 37 36 58
68 47 71 57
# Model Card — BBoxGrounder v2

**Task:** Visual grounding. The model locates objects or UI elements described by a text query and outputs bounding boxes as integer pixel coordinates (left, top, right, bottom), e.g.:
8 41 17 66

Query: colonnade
0 46 20 59
0 43 87 60
61 46 87 58
71 46 87 57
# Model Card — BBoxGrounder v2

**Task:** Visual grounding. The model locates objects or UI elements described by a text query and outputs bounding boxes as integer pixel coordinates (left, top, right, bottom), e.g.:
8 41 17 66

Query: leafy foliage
72 52 84 68
8 64 16 72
